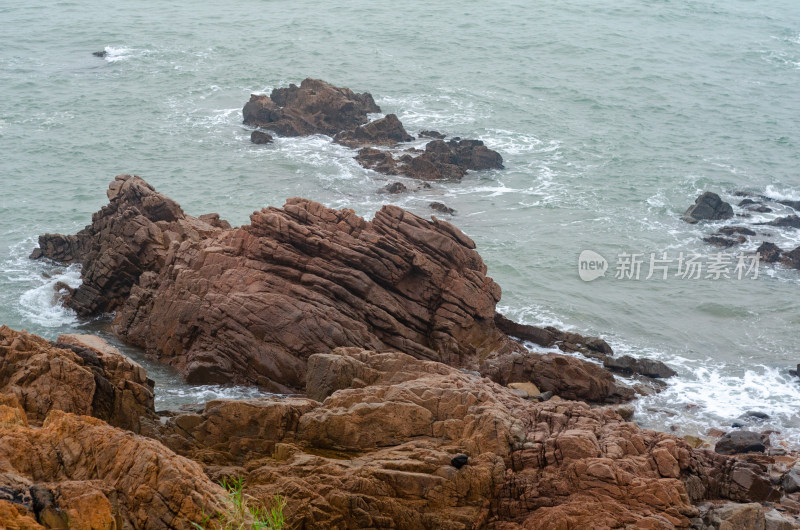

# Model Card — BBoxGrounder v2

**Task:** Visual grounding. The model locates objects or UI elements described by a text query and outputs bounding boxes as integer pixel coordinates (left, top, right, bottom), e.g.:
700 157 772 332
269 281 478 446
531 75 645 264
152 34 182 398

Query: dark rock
761 215 800 229
739 199 758 206
718 226 757 237
494 313 555 347
356 138 503 181
450 454 469 469
92 50 107 58
382 182 408 194
751 205 773 213
790 363 800 377
429 202 455 215
419 130 446 139
783 468 800 494
684 192 734 221
603 355 677 379
250 130 273 144
703 235 743 248
779 200 800 211
744 411 770 420
781 246 800 269
533 390 554 402
334 114 413 147
29 484 67 528
757 242 783 263
714 430 766 455
731 422 744 428
242 78 380 137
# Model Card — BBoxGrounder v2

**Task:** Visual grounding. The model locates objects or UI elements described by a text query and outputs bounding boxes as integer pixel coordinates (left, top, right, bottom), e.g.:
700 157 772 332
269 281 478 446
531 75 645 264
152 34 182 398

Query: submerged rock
684 192 734 221
92 50 107 58
419 129 446 139
381 181 408 194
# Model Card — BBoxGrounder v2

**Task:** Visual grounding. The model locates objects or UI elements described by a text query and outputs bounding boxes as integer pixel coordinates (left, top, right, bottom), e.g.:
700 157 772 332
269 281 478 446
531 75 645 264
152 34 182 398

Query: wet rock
242 78 380 137
429 201 455 215
758 242 784 263
782 467 800 494
745 411 771 420
381 181 407 194
250 130 273 144
718 226 757 236
334 114 413 147
356 138 503 181
762 215 800 229
684 192 734 221
603 354 677 378
419 130 446 139
704 235 745 247
739 198 758 206
778 200 800 211
781 246 800 269
715 430 767 455
450 454 468 469
92 50 107 57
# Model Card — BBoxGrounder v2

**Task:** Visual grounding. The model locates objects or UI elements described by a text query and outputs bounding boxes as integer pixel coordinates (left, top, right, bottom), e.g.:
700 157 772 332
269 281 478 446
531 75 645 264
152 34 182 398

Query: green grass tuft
192 477 286 530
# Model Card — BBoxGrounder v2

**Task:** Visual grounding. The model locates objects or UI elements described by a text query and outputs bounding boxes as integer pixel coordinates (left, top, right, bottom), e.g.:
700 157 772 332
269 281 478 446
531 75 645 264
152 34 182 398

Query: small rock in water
450 454 468 469
250 130 273 144
731 422 744 428
762 214 800 228
789 363 800 377
684 192 734 221
382 182 407 194
429 202 455 215
744 411 770 420
714 430 766 455
603 355 677 378
757 241 783 263
419 130 446 139
614 404 635 421
703 235 743 248
92 50 107 58
707 428 725 437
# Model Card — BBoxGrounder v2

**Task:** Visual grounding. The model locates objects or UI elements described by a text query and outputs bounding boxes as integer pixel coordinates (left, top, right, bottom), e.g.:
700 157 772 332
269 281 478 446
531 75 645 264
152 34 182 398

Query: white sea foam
1 239 82 328
154 384 276 409
764 185 800 202
103 46 135 63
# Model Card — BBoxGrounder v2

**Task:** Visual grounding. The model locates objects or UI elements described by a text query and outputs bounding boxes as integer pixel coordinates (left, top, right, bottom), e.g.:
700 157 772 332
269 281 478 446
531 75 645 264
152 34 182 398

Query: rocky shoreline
4 78 800 528
0 171 795 528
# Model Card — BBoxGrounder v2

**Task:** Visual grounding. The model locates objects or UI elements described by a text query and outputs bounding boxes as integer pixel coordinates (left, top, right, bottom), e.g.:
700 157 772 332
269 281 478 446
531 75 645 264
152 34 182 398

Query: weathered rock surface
685 192 734 221
31 174 226 316
333 113 414 147
430 201 455 215
0 326 155 432
419 130 446 139
153 348 788 529
242 78 380 137
0 411 226 528
33 176 633 404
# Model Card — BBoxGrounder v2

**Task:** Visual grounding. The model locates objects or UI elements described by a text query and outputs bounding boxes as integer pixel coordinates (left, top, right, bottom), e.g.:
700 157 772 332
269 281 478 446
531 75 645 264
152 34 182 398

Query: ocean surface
2 0 800 442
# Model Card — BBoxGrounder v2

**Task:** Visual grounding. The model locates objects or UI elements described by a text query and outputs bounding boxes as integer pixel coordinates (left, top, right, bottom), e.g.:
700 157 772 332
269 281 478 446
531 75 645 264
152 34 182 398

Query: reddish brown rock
0 326 155 432
30 174 227 316
334 113 414 147
0 411 226 529
154 349 786 529
242 78 380 137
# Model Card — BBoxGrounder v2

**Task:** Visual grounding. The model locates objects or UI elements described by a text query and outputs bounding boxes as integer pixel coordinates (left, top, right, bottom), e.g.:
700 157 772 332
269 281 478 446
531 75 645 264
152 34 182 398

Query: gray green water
2 0 800 440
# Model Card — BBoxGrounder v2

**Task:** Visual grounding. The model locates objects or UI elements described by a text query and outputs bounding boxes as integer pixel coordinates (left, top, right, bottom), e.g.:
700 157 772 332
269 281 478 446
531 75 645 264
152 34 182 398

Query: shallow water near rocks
2 0 800 444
